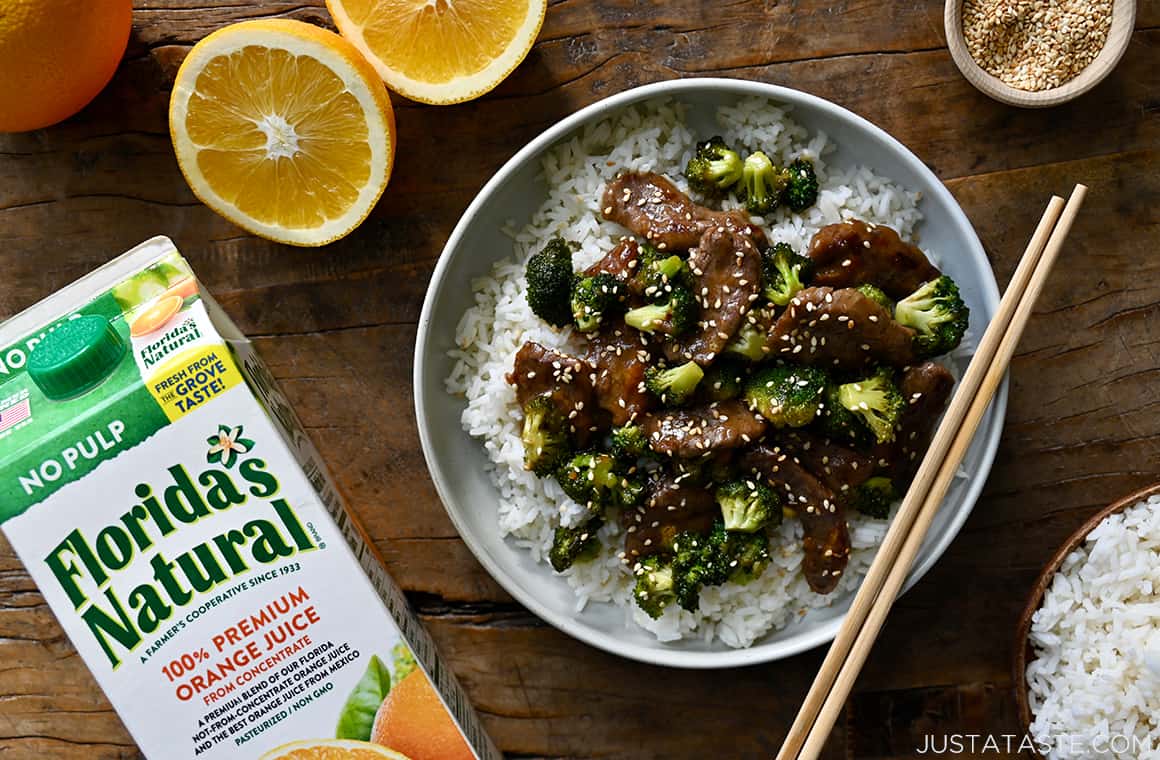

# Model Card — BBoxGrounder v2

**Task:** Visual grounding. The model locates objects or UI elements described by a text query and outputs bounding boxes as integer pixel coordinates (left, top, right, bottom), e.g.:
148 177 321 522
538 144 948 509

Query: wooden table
1 2 1157 758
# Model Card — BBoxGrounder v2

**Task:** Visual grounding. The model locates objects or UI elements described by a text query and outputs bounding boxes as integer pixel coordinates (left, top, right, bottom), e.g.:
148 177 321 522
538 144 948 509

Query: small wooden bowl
944 0 1137 108
1012 481 1160 756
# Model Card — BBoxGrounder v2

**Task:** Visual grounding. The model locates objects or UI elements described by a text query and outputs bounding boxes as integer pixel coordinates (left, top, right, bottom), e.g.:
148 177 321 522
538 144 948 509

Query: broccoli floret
723 321 768 361
625 246 697 336
556 452 649 510
714 526 772 584
761 242 812 306
837 367 904 444
783 158 819 212
570 273 625 332
619 477 647 509
520 394 571 476
852 476 897 519
855 283 895 313
556 452 643 511
556 452 618 504
644 361 704 406
744 365 828 428
667 521 774 611
715 479 780 532
670 454 736 488
702 359 747 402
894 275 970 357
632 555 677 618
741 151 792 215
624 287 698 336
634 249 693 300
670 530 724 611
610 424 649 462
525 238 575 327
549 519 602 572
684 136 744 198
815 383 869 444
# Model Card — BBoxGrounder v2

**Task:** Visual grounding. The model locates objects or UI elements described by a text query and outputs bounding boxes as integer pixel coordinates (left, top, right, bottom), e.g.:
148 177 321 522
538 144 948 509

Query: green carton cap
28 315 127 401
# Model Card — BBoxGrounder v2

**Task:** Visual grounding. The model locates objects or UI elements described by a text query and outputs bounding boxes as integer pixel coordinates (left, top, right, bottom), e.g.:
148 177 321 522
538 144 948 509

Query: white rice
445 97 935 647
1026 495 1160 758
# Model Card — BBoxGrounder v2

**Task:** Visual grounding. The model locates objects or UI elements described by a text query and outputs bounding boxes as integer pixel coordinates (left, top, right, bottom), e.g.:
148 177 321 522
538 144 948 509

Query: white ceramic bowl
414 78 1007 668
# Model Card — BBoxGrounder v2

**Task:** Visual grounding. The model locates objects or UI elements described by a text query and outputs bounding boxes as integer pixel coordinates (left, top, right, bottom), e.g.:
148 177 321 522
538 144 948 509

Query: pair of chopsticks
776 185 1088 760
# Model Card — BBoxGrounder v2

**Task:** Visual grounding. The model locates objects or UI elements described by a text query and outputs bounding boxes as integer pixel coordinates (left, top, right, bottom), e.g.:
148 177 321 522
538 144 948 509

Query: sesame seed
962 0 1112 91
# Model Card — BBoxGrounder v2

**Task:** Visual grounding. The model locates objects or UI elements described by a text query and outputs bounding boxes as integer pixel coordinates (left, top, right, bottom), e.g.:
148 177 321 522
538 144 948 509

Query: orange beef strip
780 430 876 499
601 171 767 252
767 286 916 370
807 220 940 299
642 399 767 458
584 237 640 283
622 477 718 561
506 341 600 444
584 323 654 427
741 444 851 594
664 225 763 365
871 361 955 483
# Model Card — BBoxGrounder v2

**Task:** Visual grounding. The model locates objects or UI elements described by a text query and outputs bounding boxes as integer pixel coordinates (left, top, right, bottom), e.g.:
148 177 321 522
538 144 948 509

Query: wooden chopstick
777 186 1086 760
793 183 1088 759
775 193 1065 760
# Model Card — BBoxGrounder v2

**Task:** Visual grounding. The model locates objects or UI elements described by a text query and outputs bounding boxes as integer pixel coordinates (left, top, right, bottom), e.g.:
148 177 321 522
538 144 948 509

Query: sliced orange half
259 739 413 760
169 19 396 247
327 0 547 105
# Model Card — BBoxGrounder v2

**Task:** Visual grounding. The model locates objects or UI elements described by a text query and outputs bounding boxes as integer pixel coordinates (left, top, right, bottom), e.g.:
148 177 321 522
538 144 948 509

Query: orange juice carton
0 236 499 760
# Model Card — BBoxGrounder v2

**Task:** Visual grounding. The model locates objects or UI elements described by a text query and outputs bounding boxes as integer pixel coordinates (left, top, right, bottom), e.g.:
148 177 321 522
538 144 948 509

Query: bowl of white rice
414 78 1008 667
1016 483 1160 758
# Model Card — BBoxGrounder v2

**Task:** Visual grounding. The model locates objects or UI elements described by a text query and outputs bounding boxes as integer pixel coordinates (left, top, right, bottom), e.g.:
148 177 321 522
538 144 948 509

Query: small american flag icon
0 398 31 434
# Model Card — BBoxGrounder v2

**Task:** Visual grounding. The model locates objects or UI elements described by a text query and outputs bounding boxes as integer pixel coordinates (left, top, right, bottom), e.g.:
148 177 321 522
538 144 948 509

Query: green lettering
198 468 245 511
272 498 316 552
239 458 279 498
94 525 134 571
211 530 250 574
81 588 140 668
164 465 210 523
136 483 176 536
44 531 96 608
127 582 171 636
174 544 227 593
244 519 294 563
150 553 193 608
119 503 155 552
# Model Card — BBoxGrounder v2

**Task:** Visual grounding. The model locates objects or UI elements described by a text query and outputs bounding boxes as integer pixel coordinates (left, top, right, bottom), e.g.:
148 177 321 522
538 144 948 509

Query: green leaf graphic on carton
111 269 169 312
153 258 190 287
206 424 254 468
336 654 392 742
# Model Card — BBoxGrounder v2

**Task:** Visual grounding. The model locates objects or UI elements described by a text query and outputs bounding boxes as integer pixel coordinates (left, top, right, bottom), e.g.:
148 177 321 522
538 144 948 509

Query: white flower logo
206 424 254 468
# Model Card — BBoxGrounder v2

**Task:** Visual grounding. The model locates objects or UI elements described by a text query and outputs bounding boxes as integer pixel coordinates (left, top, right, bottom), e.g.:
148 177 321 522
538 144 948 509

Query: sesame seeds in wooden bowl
945 0 1136 107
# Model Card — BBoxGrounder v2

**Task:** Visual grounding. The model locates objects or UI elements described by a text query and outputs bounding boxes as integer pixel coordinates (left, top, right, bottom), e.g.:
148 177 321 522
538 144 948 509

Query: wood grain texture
1 1 1158 758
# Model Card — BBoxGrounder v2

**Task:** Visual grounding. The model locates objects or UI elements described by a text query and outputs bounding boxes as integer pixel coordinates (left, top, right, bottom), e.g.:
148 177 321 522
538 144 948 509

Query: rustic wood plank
847 682 1024 758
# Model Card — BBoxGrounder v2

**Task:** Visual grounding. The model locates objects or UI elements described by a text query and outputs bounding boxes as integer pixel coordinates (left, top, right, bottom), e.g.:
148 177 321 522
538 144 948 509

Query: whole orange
0 0 132 132
371 669 475 760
